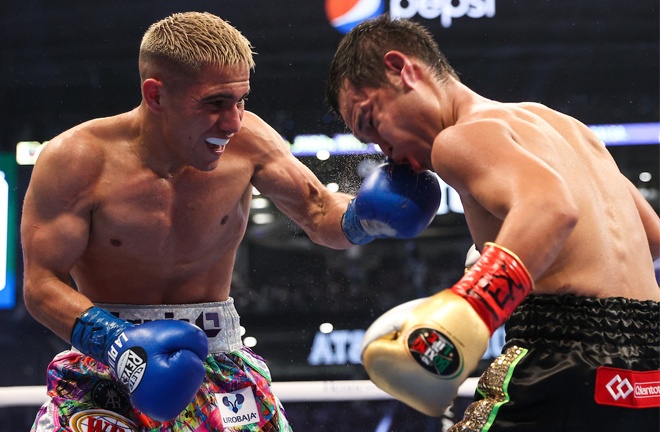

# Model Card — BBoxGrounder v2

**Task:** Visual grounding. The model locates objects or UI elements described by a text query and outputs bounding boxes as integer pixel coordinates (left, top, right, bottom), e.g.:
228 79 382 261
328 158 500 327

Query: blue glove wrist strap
70 306 130 364
341 199 375 245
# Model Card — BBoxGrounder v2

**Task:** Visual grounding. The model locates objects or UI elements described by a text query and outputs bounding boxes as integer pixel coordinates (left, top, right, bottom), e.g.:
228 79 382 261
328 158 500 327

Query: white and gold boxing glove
360 243 533 417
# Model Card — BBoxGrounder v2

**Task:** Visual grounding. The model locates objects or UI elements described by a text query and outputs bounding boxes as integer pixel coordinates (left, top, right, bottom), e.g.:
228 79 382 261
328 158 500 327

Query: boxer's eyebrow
354 109 368 143
201 90 250 103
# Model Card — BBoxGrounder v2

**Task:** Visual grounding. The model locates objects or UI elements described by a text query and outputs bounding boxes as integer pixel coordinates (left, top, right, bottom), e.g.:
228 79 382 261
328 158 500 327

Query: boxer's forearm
23 276 94 343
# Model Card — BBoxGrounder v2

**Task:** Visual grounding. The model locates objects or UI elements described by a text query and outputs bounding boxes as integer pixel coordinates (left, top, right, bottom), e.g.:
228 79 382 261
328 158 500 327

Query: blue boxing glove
342 163 442 244
71 307 209 422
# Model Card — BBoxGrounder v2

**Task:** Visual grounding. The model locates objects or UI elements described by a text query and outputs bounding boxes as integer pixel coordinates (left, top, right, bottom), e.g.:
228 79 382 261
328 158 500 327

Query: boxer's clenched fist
342 162 442 244
361 243 533 416
71 307 209 421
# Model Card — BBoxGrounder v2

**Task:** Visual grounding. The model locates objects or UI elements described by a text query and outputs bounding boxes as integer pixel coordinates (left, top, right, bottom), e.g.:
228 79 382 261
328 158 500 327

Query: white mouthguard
206 137 230 146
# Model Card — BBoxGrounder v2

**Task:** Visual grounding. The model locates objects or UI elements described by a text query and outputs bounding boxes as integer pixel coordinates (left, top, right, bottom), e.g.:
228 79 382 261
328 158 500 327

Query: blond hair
139 11 255 79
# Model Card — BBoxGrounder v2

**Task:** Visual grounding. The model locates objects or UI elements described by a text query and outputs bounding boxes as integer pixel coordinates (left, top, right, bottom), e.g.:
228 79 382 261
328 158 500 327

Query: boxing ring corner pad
0 378 478 407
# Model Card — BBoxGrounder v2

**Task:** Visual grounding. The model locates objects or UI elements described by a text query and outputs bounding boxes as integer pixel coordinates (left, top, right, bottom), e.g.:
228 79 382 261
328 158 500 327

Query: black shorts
450 294 660 432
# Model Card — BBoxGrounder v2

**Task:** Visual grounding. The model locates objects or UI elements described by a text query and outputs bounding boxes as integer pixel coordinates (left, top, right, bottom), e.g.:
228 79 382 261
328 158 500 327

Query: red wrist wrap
450 243 533 334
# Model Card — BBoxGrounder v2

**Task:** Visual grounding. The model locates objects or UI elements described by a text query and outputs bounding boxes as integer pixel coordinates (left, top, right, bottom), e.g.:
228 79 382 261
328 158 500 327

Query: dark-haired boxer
21 12 442 432
328 15 660 432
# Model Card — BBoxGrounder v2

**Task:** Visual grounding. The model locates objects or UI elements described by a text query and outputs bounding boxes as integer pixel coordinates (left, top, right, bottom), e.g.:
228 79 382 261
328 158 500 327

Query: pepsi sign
325 0 385 34
325 0 496 33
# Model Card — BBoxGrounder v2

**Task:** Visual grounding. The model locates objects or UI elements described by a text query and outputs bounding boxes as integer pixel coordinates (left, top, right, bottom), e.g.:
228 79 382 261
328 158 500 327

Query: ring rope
0 378 478 407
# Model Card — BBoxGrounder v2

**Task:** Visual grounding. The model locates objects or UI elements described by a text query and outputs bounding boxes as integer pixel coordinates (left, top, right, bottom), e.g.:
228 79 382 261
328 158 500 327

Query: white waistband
95 298 243 354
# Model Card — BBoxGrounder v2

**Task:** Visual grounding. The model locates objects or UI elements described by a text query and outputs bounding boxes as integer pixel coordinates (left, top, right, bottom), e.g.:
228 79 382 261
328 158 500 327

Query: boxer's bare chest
85 156 253 266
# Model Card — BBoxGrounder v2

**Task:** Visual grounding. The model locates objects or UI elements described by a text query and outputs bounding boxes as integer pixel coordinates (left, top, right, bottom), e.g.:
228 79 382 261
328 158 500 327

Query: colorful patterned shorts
31 347 291 432
31 298 291 432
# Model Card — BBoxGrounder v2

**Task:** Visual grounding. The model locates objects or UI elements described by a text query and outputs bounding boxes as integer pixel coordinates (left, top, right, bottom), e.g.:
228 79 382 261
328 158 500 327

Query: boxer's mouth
206 137 230 147
206 137 230 154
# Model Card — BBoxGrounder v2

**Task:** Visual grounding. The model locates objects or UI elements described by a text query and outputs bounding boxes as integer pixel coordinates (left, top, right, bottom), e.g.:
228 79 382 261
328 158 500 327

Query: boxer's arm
246 112 354 249
624 175 660 259
71 307 208 421
21 134 99 341
23 138 209 421
434 120 579 280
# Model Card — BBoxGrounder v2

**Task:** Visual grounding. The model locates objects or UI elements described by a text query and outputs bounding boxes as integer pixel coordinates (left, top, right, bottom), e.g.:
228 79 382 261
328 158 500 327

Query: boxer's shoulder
40 113 134 169
233 110 288 151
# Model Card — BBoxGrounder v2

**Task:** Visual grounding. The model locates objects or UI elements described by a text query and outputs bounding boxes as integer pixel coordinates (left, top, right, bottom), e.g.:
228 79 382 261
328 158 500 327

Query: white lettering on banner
308 327 505 366
390 0 496 28
308 330 365 365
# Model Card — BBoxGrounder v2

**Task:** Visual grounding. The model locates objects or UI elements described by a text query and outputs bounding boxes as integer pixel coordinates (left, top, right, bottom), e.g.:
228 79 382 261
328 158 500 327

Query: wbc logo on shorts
70 409 138 432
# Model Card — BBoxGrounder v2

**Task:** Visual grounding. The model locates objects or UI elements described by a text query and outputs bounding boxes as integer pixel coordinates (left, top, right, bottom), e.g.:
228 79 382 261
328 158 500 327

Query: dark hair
326 15 457 116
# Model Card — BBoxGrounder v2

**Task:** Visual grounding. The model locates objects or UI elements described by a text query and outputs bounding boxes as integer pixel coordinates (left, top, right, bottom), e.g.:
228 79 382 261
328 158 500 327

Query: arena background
0 1 658 430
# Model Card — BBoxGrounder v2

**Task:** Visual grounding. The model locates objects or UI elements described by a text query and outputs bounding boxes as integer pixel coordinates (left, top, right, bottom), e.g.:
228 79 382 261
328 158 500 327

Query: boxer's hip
505 294 660 364
95 298 243 354
450 295 660 432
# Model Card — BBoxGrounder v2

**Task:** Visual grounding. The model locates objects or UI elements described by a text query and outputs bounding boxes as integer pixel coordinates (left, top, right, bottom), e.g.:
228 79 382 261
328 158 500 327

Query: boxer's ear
142 78 165 112
383 51 418 90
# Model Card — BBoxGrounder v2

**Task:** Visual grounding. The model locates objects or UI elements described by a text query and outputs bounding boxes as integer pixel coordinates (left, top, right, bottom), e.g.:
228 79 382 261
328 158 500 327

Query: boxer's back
504 103 658 300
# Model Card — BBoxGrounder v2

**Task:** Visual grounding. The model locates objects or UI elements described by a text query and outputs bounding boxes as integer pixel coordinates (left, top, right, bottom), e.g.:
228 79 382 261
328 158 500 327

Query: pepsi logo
325 1 496 32
325 0 385 34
